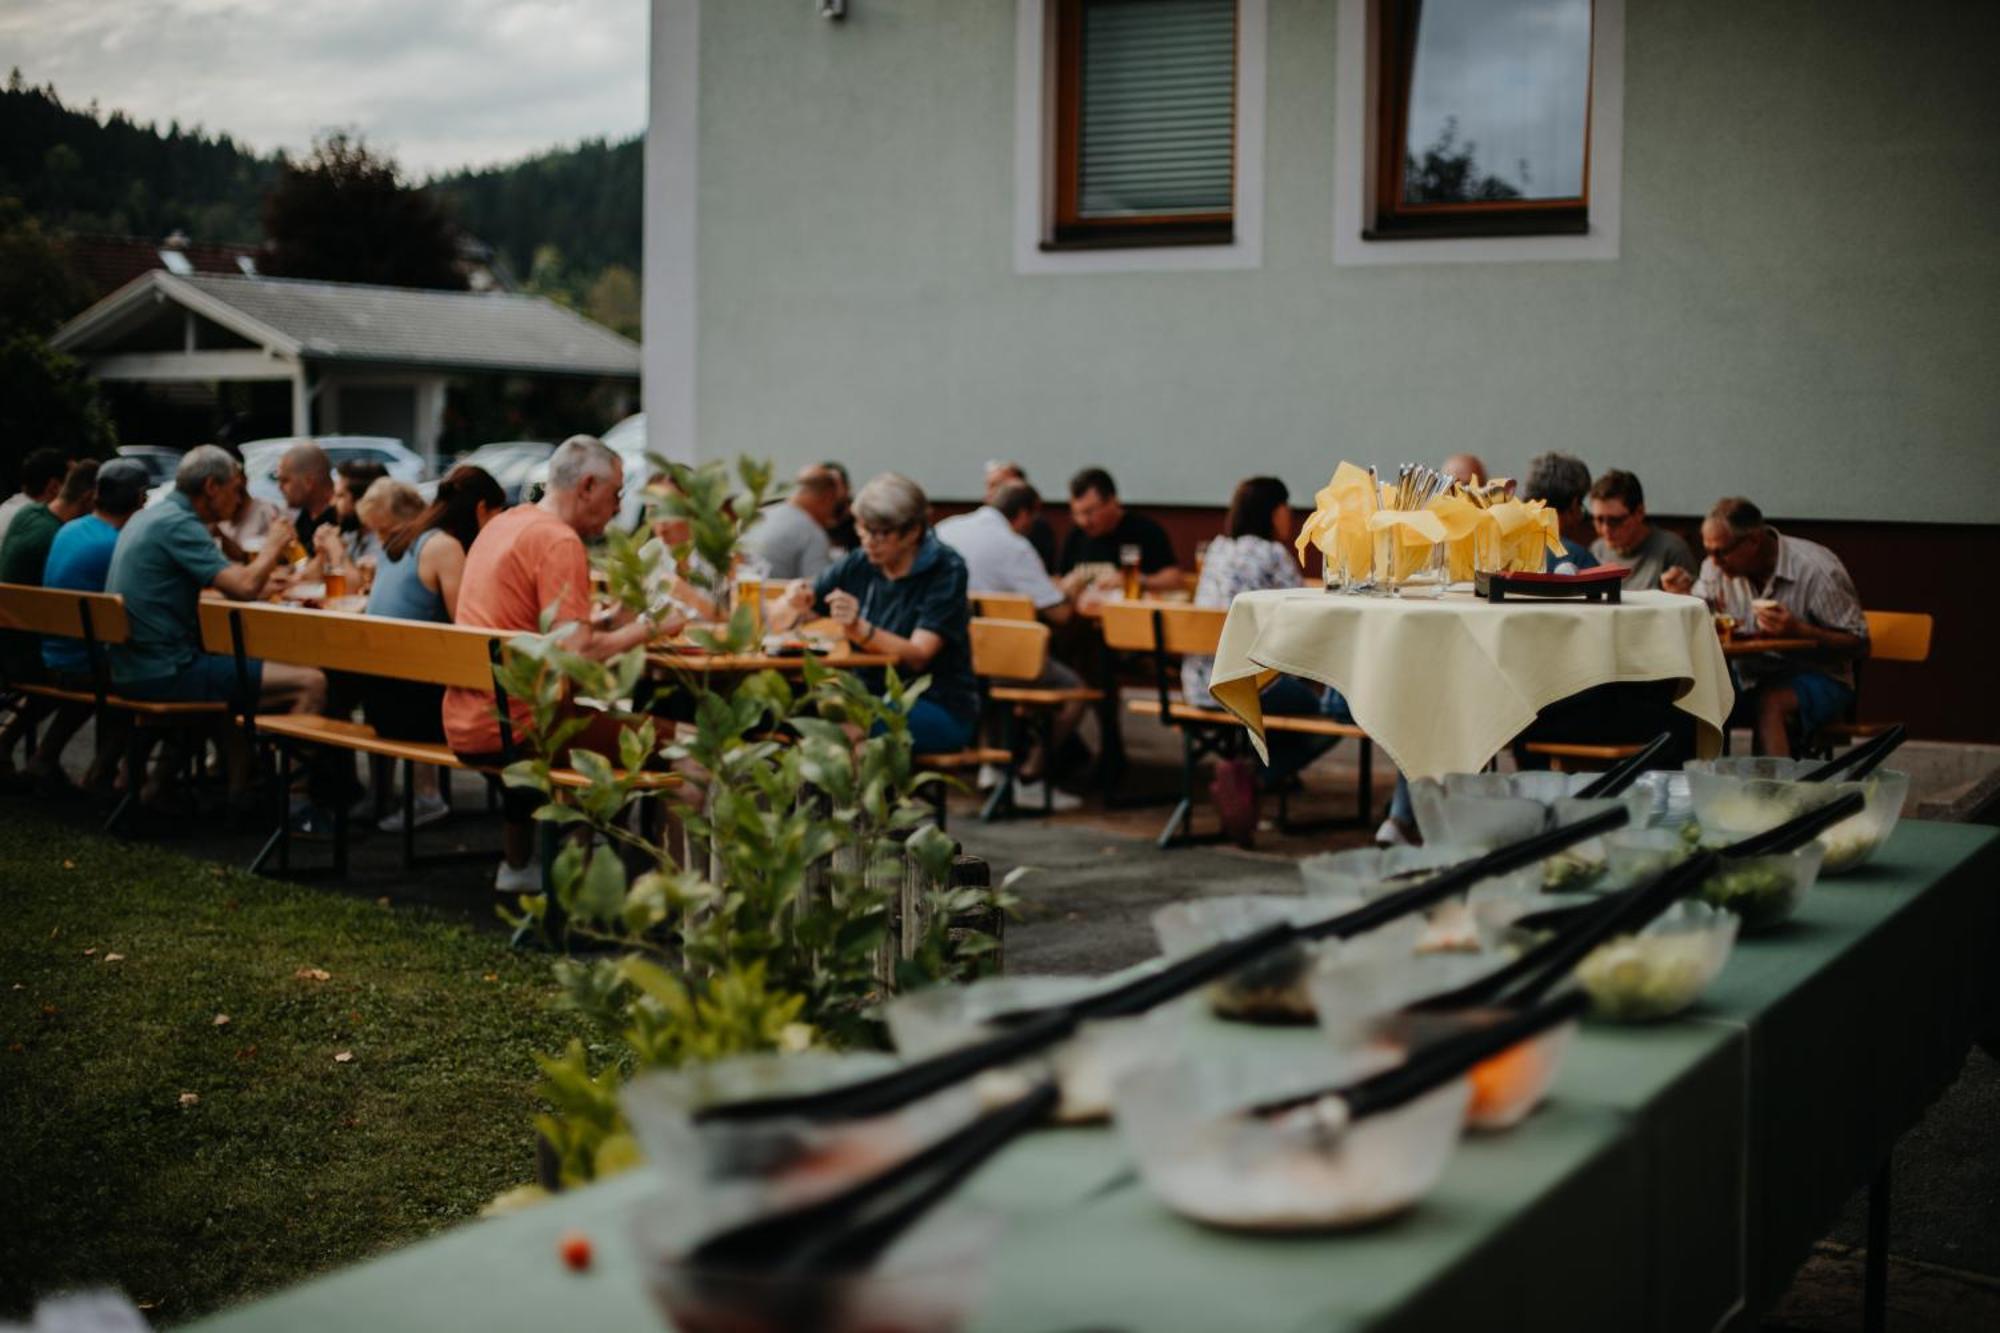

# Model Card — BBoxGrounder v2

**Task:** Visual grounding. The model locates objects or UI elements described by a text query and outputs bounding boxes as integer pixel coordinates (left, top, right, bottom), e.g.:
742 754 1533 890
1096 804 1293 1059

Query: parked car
238 436 427 508
115 445 185 490
445 441 555 505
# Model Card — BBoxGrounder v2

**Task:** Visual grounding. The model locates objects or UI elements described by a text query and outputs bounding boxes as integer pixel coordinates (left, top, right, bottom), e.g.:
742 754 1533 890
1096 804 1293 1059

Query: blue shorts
118 654 262 707
1780 670 1854 737
873 697 977 754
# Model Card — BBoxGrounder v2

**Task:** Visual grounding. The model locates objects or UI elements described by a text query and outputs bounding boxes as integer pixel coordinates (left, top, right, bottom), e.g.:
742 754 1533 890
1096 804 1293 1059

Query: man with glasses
1588 470 1696 591
1678 497 1868 756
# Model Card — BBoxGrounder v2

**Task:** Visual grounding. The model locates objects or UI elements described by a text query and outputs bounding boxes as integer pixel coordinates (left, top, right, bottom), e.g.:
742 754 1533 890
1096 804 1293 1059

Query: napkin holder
1475 567 1628 604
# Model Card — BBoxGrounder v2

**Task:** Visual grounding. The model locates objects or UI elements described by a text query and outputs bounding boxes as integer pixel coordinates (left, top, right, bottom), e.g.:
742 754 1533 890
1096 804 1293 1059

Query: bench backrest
1863 610 1932 663
0 582 131 643
1097 600 1227 656
971 592 1038 623
196 600 502 690
968 616 1049 683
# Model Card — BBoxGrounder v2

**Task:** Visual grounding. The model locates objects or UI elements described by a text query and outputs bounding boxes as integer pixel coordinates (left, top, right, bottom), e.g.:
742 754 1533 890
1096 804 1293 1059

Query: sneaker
495 858 542 896
1374 817 1413 848
976 763 1006 791
379 795 449 833
1011 780 1082 813
290 804 339 841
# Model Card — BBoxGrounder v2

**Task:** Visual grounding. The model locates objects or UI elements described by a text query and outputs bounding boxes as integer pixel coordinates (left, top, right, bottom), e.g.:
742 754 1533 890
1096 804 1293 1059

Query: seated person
981 459 1058 571
936 480 1089 802
444 435 684 893
1679 497 1868 756
277 441 340 549
324 458 391 566
820 460 859 555
361 466 506 832
0 447 67 551
776 472 979 755
741 465 839 581
1520 452 1600 573
32 458 150 792
0 459 100 789
105 446 327 809
1183 478 1348 776
1057 467 1182 597
1441 453 1490 487
1588 469 1697 591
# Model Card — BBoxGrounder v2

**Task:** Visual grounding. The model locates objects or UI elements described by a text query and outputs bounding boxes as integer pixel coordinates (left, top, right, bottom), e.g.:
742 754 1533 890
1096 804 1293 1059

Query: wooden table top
1720 636 1818 657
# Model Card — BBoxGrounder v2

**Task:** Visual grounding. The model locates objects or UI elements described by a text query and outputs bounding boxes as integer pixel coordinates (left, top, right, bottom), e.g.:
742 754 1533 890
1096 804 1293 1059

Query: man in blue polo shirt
107 445 326 808
26 458 150 792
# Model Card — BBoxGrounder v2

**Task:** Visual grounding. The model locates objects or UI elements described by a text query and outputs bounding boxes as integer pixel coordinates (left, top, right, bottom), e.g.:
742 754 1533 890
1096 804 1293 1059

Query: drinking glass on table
1119 543 1143 600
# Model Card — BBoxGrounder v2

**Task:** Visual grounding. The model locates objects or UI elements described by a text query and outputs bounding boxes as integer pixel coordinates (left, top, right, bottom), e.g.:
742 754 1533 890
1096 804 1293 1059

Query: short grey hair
279 441 331 483
176 444 241 496
1522 452 1592 512
1707 496 1766 537
547 434 621 490
853 472 929 533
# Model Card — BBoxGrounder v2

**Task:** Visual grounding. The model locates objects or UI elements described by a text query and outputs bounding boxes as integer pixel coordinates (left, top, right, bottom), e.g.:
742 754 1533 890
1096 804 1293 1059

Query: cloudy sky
0 0 649 177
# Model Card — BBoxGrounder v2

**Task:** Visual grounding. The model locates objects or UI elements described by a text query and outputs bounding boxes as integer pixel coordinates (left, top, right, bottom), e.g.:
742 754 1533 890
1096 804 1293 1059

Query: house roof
53 271 640 380
63 233 262 300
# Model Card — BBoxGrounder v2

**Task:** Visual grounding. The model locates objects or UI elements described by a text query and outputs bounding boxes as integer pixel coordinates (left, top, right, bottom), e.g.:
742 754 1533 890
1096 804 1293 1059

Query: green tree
0 197 90 338
584 264 641 340
260 133 465 290
0 336 117 478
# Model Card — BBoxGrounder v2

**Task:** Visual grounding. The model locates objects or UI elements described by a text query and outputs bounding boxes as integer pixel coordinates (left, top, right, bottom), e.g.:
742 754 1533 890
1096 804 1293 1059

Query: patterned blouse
1181 534 1301 707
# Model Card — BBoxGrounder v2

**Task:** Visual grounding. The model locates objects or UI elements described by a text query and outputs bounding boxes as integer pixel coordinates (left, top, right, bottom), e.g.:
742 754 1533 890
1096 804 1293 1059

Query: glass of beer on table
324 567 348 599
1119 544 1143 601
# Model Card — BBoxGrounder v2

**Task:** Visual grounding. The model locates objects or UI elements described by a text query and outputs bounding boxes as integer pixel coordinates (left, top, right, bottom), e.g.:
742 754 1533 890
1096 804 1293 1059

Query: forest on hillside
0 71 643 311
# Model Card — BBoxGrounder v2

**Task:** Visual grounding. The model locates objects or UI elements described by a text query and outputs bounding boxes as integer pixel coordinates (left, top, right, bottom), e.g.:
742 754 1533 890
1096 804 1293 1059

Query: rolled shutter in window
1077 0 1236 219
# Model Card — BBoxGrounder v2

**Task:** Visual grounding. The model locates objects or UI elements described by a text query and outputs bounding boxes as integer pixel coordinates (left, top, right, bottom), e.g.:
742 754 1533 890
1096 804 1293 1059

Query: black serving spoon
1249 989 1591 1119
1801 724 1906 783
691 806 1631 1127
1575 731 1674 798
1501 788 1868 939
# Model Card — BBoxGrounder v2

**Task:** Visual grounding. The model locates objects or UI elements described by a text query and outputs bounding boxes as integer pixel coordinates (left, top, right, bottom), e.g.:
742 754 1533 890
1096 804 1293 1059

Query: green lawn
0 808 582 1325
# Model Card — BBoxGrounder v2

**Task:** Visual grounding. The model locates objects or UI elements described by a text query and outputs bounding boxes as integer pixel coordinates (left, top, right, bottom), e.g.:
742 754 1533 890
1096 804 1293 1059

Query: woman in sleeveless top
361 466 507 830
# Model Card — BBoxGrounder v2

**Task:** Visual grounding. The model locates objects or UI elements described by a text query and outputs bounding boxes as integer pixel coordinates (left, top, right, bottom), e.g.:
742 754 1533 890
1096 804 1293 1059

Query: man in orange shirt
444 434 682 893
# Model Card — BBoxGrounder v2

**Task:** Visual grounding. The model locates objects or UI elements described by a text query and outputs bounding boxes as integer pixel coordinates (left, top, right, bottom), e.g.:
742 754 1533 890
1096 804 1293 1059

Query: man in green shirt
0 459 98 789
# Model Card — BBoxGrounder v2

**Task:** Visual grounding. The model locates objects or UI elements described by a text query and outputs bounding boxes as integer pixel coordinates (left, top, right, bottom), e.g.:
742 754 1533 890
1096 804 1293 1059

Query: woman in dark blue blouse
778 472 977 753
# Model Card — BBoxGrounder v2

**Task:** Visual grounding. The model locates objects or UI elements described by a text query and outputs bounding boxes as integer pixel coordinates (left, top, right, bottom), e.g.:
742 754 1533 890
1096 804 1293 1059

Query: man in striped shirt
1667 497 1869 756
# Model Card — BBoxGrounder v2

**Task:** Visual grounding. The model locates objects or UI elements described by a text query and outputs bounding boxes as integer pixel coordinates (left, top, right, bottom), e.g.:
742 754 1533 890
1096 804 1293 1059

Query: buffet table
193 821 1998 1333
1207 588 1735 779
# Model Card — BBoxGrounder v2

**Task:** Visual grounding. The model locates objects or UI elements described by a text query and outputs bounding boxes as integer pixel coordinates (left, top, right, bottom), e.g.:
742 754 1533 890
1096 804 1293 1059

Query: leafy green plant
498 457 1009 1187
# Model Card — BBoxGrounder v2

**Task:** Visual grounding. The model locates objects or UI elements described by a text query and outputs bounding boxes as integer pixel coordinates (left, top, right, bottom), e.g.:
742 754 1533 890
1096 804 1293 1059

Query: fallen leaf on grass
178 1092 200 1107
212 1013 231 1027
7 1043 24 1055
333 1051 354 1063
294 967 332 982
40 1003 58 1018
62 859 76 870
376 896 391 908
482 972 499 983
234 1045 258 1061
82 947 97 956
102 953 125 963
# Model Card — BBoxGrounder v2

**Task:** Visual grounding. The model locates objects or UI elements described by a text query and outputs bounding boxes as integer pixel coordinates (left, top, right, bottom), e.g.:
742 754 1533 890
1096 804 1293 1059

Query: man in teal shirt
106 445 325 807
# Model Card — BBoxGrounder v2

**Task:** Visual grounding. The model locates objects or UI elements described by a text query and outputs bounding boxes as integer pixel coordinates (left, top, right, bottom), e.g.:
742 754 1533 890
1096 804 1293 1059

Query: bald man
1443 453 1490 487
742 464 839 579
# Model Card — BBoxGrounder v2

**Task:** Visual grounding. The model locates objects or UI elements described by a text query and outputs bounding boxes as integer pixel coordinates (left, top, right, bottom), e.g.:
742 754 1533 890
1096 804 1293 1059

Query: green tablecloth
194 821 1999 1333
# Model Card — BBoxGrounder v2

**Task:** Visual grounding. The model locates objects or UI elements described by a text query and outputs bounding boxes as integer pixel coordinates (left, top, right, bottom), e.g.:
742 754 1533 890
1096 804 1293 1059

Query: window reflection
1401 0 1592 206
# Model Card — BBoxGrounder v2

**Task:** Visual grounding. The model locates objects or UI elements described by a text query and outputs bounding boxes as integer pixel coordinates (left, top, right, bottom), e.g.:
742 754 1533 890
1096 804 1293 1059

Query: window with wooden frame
1371 0 1594 239
1049 0 1238 249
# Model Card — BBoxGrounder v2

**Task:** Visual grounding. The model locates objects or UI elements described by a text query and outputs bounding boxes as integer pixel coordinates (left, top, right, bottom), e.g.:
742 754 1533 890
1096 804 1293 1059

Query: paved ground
6 706 1995 1329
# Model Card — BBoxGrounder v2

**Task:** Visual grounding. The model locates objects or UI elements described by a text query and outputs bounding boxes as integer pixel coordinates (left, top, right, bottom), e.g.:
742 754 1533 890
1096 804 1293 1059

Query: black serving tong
1801 724 1906 783
689 1080 1061 1275
1250 990 1591 1119
1407 851 1722 1014
691 807 1630 1128
1503 788 1870 939
1574 731 1674 799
